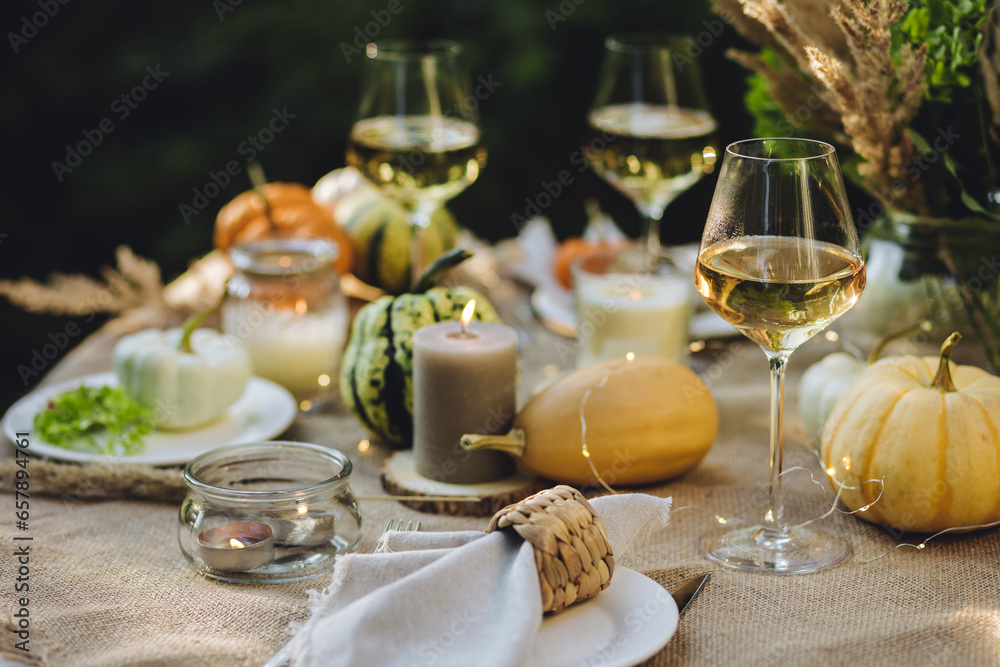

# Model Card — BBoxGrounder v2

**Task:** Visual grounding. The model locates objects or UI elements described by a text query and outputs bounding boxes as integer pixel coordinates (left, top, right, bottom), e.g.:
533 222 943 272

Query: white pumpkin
798 352 865 445
114 328 252 430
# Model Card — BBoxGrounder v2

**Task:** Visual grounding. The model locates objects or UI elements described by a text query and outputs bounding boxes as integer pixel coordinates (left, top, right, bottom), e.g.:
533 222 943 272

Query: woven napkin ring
487 485 615 614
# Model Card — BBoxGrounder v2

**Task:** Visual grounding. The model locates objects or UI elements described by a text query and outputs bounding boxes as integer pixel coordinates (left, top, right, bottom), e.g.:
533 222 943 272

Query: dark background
0 0 756 410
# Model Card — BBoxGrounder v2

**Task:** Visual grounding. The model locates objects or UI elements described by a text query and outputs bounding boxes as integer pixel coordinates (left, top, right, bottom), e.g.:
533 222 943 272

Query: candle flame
297 504 308 515
295 299 308 315
229 538 246 549
460 299 476 334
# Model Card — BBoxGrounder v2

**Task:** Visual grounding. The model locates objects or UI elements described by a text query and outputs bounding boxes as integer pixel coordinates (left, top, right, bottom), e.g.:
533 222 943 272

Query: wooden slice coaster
380 450 545 517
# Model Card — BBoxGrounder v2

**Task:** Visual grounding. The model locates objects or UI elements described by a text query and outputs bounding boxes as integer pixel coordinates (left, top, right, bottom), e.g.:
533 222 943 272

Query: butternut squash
462 356 718 485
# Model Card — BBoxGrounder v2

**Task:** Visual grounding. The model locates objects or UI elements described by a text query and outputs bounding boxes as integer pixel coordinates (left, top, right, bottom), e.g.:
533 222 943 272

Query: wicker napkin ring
487 485 615 614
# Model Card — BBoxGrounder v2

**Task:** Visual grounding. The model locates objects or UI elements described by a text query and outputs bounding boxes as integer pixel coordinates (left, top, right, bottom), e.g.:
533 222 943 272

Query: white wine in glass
695 138 865 574
346 40 485 288
348 115 482 211
586 34 718 255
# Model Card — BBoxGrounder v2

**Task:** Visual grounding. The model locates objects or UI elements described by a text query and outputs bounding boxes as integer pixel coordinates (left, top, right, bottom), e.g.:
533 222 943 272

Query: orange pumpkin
214 183 353 275
552 238 628 290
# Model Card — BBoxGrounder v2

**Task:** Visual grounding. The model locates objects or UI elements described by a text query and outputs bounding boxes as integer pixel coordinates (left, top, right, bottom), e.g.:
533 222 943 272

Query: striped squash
338 193 458 295
339 250 500 446
314 168 458 295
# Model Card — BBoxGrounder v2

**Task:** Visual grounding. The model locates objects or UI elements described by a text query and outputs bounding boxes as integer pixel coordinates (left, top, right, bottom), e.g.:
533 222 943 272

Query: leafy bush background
1 0 756 407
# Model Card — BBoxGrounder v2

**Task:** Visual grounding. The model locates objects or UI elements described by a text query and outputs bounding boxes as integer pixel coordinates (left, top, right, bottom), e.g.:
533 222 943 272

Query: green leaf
898 0 991 102
34 385 155 456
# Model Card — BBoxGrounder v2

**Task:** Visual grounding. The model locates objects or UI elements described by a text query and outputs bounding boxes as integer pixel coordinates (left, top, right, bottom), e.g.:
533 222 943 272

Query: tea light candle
412 301 518 484
198 521 275 572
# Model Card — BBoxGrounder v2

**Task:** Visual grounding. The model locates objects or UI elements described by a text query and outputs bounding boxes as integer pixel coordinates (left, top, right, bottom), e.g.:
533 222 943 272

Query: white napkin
284 493 672 667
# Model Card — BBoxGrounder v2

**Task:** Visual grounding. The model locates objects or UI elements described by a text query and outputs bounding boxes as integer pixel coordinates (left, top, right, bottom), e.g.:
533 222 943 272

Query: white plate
2 372 298 466
528 567 679 667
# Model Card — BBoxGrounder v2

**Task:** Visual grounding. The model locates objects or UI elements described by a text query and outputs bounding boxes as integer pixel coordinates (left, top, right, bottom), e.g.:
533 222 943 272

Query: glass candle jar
178 441 362 583
572 246 691 368
222 238 349 410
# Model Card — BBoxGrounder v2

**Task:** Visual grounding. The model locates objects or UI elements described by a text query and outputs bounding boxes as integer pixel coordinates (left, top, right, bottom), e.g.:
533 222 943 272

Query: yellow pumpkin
821 333 1000 533
462 356 718 486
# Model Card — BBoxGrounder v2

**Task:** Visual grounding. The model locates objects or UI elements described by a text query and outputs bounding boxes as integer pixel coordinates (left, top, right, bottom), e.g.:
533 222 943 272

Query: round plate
528 567 679 667
2 372 298 466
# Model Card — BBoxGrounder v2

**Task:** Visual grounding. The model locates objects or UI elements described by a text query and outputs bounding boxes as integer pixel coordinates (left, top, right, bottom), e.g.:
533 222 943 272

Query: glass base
699 524 852 574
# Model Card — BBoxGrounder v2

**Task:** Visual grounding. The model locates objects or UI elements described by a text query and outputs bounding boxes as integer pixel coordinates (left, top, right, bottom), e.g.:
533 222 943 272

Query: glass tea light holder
572 246 692 367
178 441 362 584
222 238 349 411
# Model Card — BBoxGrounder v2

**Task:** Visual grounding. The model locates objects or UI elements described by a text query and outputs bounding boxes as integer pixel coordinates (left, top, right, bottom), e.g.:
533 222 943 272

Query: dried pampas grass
718 0 930 213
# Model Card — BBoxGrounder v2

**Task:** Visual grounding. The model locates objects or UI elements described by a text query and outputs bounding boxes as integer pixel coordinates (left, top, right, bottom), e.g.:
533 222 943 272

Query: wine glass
695 138 866 573
586 33 718 255
346 39 485 289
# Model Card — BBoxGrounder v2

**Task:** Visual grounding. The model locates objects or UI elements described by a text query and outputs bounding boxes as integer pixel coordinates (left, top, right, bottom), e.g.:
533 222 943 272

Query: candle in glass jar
412 302 517 484
222 239 350 404
240 309 348 399
572 248 691 368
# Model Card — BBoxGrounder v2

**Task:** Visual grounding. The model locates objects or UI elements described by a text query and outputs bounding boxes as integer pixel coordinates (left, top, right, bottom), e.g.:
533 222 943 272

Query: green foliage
745 73 785 138
899 0 991 102
34 385 154 456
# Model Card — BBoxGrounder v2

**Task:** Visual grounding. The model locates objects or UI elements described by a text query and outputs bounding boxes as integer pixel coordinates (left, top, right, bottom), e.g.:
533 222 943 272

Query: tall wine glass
695 138 866 573
586 33 718 255
347 40 485 289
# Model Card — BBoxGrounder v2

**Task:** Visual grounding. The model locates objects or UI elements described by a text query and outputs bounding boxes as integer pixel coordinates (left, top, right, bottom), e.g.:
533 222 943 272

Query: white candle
229 308 348 399
573 249 691 367
412 303 518 484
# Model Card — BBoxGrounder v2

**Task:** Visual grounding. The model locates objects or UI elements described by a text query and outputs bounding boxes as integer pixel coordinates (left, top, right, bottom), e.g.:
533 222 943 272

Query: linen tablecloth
1 296 999 667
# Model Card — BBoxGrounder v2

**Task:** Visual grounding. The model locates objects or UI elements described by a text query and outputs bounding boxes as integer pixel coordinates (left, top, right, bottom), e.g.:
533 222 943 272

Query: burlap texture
2 313 1000 666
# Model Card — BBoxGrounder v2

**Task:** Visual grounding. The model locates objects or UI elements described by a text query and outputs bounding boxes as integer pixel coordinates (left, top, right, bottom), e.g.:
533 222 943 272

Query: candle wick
460 318 467 336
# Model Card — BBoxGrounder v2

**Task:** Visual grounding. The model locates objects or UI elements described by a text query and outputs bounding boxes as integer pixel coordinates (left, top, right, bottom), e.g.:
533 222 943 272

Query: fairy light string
575 354 1000 563
579 365 617 495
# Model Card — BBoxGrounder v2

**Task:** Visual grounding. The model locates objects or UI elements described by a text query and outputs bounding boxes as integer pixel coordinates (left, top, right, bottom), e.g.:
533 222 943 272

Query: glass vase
846 210 1000 371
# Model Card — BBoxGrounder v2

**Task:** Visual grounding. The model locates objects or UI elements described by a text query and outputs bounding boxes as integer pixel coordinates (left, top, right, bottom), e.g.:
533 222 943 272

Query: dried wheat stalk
0 246 181 333
719 0 930 213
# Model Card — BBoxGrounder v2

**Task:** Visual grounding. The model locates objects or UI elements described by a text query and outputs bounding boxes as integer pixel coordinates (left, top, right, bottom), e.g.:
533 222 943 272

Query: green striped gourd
314 168 458 295
339 249 500 446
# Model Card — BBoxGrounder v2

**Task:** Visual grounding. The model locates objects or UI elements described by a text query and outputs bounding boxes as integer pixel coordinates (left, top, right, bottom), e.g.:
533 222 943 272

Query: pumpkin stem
178 282 228 354
868 318 934 363
460 428 526 458
413 247 473 294
930 332 962 393
247 162 279 233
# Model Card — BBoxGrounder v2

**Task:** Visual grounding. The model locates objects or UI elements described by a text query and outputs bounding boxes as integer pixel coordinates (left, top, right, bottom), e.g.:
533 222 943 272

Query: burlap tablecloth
2 304 999 667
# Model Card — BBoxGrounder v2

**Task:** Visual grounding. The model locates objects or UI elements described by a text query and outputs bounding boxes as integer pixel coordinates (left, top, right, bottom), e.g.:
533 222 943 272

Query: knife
671 571 712 616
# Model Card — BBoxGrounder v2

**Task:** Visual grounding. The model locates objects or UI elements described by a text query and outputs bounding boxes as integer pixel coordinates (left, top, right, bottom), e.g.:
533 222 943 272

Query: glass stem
408 208 433 291
636 200 668 258
764 350 791 536
645 215 662 257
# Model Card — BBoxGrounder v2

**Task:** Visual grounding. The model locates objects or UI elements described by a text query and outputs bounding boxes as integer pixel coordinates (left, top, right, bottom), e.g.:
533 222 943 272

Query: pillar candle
412 319 517 485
